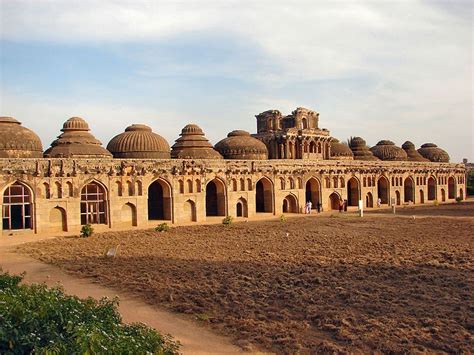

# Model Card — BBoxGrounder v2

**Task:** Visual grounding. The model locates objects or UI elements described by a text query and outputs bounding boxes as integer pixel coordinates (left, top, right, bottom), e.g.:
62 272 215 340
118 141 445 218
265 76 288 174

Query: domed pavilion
329 138 354 160
369 140 407 161
349 137 379 161
215 130 268 160
0 117 43 158
171 124 222 159
417 143 450 163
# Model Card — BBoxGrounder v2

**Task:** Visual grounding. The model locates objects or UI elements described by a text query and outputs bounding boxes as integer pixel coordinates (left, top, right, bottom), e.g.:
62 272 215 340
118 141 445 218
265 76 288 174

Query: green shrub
279 214 286 223
222 215 233 226
80 224 94 238
155 222 170 233
456 196 463 203
0 270 180 354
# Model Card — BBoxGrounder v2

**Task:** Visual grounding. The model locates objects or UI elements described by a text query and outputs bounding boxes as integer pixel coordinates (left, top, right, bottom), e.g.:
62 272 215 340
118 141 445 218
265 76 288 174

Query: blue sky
1 0 472 162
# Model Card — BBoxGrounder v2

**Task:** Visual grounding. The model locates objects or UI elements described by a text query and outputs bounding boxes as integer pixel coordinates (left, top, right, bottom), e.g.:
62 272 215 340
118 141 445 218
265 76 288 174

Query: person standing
307 200 312 214
377 197 381 208
316 202 321 213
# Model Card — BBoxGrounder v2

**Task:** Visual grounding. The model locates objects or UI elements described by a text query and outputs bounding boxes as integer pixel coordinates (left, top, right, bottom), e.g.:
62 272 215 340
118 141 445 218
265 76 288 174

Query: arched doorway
305 178 321 210
184 200 197 222
377 176 390 204
347 177 360 206
80 182 107 225
366 192 373 208
49 207 67 232
148 179 172 220
2 182 33 230
395 191 401 205
121 203 137 226
428 177 436 201
459 188 464 200
282 194 298 213
329 192 341 210
256 177 273 213
206 179 226 216
236 197 248 217
441 189 446 202
419 189 425 204
448 177 455 199
404 177 414 203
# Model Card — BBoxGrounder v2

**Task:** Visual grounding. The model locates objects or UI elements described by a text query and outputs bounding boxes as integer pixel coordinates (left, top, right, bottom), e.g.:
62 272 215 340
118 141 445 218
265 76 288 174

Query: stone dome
215 130 268 160
171 124 223 159
349 137 379 161
417 143 450 163
0 117 43 158
107 124 170 159
329 138 354 160
401 141 430 162
44 117 112 158
369 140 407 161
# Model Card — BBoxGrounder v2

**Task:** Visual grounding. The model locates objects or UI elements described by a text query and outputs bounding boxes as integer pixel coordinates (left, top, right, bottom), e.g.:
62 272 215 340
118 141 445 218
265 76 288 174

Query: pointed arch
148 178 172 221
49 207 67 232
366 192 373 208
448 176 456 199
427 176 437 201
66 181 74 198
329 192 341 210
55 181 62 199
121 203 137 226
377 176 390 204
305 177 321 209
2 181 34 230
282 194 298 213
347 176 360 206
404 177 415 203
236 197 248 217
206 178 226 216
256 176 274 213
184 199 197 222
80 180 108 225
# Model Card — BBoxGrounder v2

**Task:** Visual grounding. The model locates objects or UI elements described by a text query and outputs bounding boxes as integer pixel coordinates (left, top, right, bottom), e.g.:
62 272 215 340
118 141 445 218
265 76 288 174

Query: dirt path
0 238 252 355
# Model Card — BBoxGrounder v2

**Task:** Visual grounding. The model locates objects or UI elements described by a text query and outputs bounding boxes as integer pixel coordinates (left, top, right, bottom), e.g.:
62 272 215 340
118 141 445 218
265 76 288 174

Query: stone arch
206 178 226 216
2 181 34 230
232 178 238 192
187 179 193 193
347 177 360 206
459 188 464 200
121 203 137 226
178 180 184 194
236 197 248 217
404 177 415 203
282 194 298 213
240 178 245 191
366 192 373 208
363 177 367 187
302 117 308 129
49 207 67 232
305 177 321 209
329 192 341 210
279 177 285 190
395 190 401 205
448 176 456 199
80 180 108 225
340 177 345 188
66 181 74 197
148 178 172 221
427 176 436 201
333 176 338 188
55 181 62 199
43 182 51 199
318 142 322 153
136 181 143 196
116 181 123 197
441 188 446 202
377 176 390 204
309 141 316 153
184 199 197 222
256 176 274 213
195 179 202 193
419 189 425 204
127 180 134 196
247 178 252 191
289 177 295 189
297 177 303 189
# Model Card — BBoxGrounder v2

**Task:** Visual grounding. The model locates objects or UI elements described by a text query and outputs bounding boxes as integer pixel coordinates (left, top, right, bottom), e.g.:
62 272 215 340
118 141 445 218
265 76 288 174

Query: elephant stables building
0 108 466 236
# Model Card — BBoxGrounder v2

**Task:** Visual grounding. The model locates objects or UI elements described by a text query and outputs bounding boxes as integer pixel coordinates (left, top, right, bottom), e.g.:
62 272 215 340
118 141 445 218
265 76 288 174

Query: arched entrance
305 177 321 210
148 179 172 220
419 189 425 204
377 176 389 205
49 207 67 232
366 192 373 208
206 179 226 216
2 182 33 230
329 192 341 210
282 194 298 213
121 203 137 226
256 177 273 213
459 188 464 200
441 189 446 202
404 177 414 203
395 191 401 205
428 177 436 201
347 177 360 206
236 197 248 217
448 177 455 199
80 182 108 225
183 200 197 222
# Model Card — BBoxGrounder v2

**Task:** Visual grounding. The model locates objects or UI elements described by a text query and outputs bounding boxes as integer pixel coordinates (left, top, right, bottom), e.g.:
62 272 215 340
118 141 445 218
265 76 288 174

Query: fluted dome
215 130 268 160
171 124 223 159
349 137 379 161
417 143 450 163
402 141 430 162
44 117 112 158
329 138 354 160
0 117 43 158
369 140 407 161
107 124 170 159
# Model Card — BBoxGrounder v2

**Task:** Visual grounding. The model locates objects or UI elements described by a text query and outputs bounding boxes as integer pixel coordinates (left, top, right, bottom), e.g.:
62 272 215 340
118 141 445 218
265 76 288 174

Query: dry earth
18 202 474 353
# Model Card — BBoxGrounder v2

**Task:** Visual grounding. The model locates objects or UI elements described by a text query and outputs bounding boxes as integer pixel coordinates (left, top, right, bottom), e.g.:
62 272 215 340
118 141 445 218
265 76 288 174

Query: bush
456 196 463 203
155 223 170 233
279 214 286 223
222 215 233 226
80 224 94 238
0 270 180 354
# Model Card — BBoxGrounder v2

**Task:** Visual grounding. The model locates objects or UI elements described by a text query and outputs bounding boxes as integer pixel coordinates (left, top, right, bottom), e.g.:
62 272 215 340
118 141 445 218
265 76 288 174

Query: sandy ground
12 201 474 353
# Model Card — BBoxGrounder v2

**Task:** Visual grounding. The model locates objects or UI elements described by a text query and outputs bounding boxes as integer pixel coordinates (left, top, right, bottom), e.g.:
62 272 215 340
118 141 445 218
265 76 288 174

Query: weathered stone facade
0 109 467 236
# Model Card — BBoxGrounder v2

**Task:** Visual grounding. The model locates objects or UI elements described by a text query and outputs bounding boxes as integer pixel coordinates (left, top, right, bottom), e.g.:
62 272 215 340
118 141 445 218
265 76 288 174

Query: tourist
307 200 312 214
377 197 381 208
316 202 321 213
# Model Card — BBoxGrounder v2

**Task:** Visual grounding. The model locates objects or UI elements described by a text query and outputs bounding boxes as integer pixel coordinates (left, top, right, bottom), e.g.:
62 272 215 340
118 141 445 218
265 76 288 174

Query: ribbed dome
349 137 379 161
402 141 430 162
215 130 268 160
171 124 223 159
369 140 407 161
44 117 112 158
329 138 354 160
0 117 43 158
107 124 170 159
417 143 450 163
